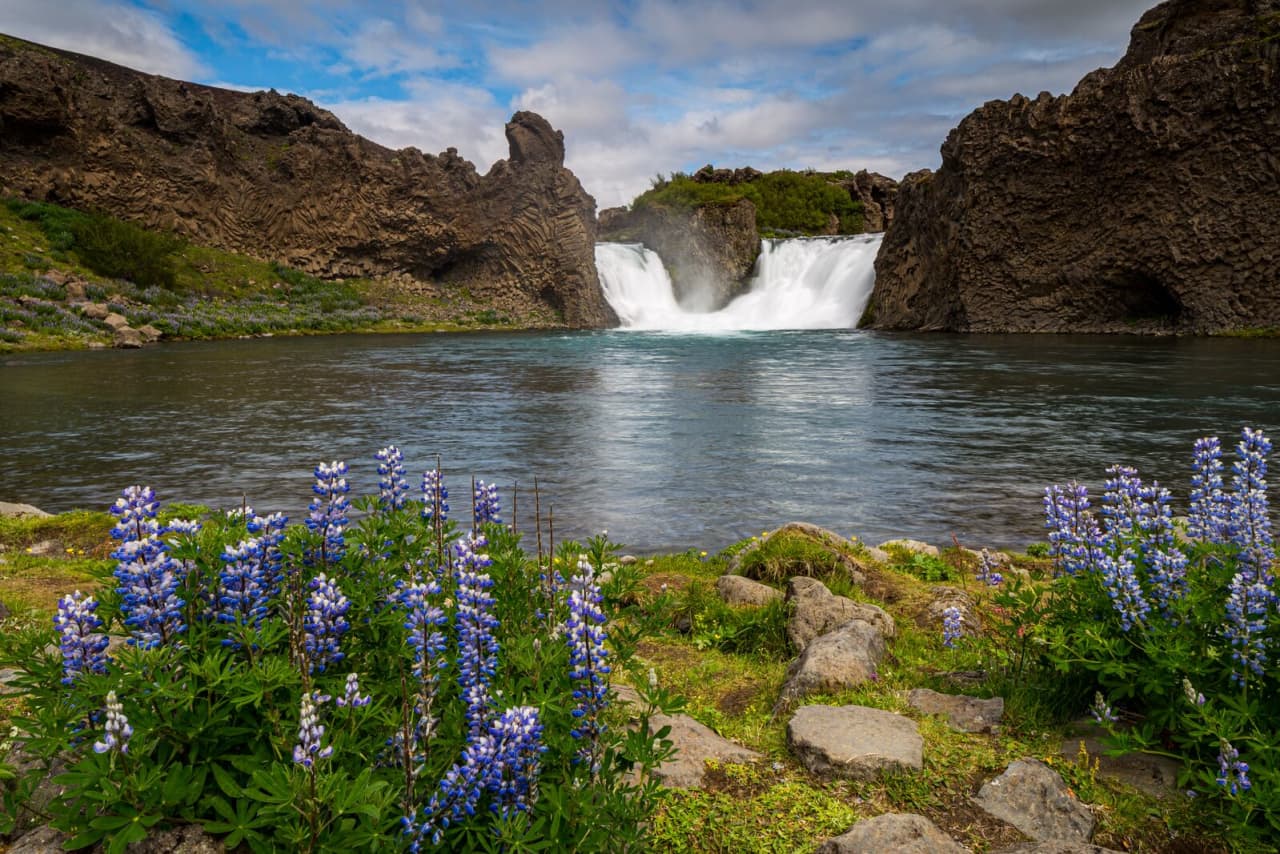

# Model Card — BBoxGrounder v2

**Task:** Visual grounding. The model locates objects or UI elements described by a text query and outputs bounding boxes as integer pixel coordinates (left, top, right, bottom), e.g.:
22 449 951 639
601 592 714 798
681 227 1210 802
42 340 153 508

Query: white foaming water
595 234 883 332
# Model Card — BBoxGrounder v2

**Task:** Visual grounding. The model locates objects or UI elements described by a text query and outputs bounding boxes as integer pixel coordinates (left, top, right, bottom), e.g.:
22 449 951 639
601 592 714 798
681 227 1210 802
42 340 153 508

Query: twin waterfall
595 234 882 332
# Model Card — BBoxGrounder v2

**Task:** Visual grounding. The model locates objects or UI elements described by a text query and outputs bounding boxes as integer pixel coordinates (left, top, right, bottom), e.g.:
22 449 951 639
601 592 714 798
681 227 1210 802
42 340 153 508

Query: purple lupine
113 534 186 649
1189 436 1231 541
217 538 271 645
306 461 350 562
473 480 501 527
454 533 498 737
392 577 449 764
1097 550 1150 632
941 605 963 648
54 591 110 686
1230 427 1274 576
247 510 289 596
405 733 495 850
335 672 371 709
1224 569 1274 683
1090 691 1118 725
92 691 132 755
164 518 202 537
304 573 350 673
976 549 1003 586
376 445 410 512
421 469 448 522
486 706 546 818
565 558 610 768
1044 482 1106 576
292 692 333 768
1100 465 1151 540
109 485 160 542
1217 740 1252 795
1140 483 1190 615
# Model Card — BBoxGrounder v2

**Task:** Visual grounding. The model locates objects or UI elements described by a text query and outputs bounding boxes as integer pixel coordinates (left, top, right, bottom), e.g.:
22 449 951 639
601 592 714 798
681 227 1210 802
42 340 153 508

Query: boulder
1060 723 1179 797
113 326 145 348
974 759 1096 843
818 813 969 854
877 538 939 557
908 688 1004 734
776 621 886 708
103 312 130 331
7 826 70 853
731 522 868 583
991 844 1124 854
138 324 164 342
80 302 109 320
0 502 51 517
716 574 783 607
126 823 225 852
787 704 922 780
786 576 894 652
618 554 638 566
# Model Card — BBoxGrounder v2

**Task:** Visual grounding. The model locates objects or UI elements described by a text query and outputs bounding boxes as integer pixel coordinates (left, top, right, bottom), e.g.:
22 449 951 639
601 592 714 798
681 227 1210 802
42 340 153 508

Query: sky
0 0 1155 208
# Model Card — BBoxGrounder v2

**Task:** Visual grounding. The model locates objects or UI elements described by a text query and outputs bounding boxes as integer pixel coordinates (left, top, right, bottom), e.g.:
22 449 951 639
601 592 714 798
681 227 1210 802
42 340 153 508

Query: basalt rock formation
865 0 1280 334
598 198 760 310
0 36 616 328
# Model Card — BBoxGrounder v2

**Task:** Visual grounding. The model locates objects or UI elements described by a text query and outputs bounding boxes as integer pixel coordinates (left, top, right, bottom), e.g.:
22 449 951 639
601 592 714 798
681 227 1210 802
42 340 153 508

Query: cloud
0 0 206 78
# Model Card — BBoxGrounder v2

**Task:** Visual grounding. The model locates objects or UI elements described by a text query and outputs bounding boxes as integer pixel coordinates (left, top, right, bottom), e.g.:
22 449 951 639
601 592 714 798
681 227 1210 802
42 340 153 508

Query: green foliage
0 489 677 851
735 532 847 584
888 550 957 583
6 199 183 289
629 170 865 236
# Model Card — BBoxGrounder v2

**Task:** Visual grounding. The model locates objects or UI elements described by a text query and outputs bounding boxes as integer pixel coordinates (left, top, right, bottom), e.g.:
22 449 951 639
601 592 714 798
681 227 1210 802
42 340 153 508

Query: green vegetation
0 197 538 352
632 170 865 237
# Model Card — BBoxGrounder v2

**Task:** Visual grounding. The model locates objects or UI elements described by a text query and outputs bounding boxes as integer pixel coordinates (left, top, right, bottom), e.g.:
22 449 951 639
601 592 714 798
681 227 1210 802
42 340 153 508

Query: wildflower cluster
473 480 501 527
421 469 448 522
941 605 963 648
293 692 333 768
377 445 410 511
976 548 1003 586
92 691 132 756
565 558 610 767
307 460 350 562
454 533 498 736
54 591 109 685
216 538 270 644
110 488 185 649
304 573 350 673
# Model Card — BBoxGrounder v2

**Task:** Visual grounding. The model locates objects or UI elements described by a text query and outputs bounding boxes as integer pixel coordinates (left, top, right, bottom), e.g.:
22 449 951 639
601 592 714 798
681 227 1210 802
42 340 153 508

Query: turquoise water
2 330 1278 553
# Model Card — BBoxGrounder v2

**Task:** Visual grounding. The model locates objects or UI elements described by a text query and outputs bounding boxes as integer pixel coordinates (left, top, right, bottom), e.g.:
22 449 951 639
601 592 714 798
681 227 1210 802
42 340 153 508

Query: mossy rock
730 522 867 584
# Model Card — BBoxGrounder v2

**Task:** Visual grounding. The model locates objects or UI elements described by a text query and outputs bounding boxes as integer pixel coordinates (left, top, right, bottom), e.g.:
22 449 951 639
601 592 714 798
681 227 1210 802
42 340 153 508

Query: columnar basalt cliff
0 37 616 328
866 0 1280 334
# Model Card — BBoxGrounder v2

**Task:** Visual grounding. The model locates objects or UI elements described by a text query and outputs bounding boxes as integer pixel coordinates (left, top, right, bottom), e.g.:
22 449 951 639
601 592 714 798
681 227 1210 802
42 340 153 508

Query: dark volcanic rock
867 0 1280 334
0 38 615 328
599 198 760 310
841 169 899 233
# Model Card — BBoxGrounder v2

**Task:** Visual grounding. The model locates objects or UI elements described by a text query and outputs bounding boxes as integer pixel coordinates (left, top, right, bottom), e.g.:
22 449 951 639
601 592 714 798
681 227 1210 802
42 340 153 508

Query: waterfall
595 234 882 332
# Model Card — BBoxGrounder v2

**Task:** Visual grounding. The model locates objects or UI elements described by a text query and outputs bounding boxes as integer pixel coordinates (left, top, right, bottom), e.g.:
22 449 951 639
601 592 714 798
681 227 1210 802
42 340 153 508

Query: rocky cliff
866 0 1280 334
0 36 616 328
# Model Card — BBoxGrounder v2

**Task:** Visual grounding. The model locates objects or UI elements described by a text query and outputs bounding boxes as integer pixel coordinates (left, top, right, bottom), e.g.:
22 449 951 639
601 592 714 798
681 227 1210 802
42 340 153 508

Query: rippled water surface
3 331 1278 552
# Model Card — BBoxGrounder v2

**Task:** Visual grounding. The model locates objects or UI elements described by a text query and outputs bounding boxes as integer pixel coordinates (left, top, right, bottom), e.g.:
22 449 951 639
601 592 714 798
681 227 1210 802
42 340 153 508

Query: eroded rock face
0 39 615 328
867 0 1280 334
599 198 760 310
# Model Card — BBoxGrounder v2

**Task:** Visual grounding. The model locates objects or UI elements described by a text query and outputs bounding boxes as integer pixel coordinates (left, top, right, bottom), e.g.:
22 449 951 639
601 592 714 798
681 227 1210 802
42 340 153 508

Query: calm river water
2 331 1278 553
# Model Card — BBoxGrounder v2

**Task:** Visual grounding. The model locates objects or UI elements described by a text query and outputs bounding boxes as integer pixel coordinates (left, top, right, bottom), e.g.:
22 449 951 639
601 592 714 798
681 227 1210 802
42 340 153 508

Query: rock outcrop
866 0 1280 334
598 197 760 310
0 37 616 328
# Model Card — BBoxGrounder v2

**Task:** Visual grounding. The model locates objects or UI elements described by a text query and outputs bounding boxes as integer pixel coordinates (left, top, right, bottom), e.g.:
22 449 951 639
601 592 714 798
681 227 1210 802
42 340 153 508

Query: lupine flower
1090 691 1118 725
113 534 185 649
164 518 202 537
292 692 333 768
1043 482 1106 576
1189 436 1230 540
976 549 1003 586
247 511 289 595
396 579 449 687
109 485 160 542
1230 427 1274 575
1224 569 1274 682
376 445 410 511
473 480 501 526
421 469 448 522
336 672 371 709
487 706 546 818
1217 740 1252 795
941 605 963 648
93 691 132 755
54 591 109 685
304 573 350 673
565 558 610 767
1182 678 1206 708
455 533 498 737
1097 550 1150 632
307 461 350 562
217 538 271 645
406 734 494 849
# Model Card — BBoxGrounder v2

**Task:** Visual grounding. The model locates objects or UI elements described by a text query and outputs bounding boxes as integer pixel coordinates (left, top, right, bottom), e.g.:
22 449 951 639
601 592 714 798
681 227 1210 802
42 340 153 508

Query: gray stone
0 502 51 518
618 554 638 566
114 326 145 348
138 323 163 343
0 666 19 694
877 538 939 557
4 750 69 839
103 311 130 330
818 813 970 854
908 688 1004 733
126 823 226 852
991 845 1124 854
716 574 783 607
862 546 892 564
786 576 895 652
65 279 87 302
7 825 70 853
787 705 923 780
1060 723 1179 797
975 759 1096 843
777 621 886 708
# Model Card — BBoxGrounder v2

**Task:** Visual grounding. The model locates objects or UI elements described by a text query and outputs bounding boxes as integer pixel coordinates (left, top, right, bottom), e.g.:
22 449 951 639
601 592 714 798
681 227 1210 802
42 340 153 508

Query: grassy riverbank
0 198 546 354
0 504 1238 852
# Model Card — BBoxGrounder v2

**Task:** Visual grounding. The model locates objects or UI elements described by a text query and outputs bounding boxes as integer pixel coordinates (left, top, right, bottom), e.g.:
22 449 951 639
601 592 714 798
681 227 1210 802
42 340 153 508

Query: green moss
735 531 849 584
